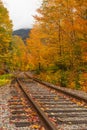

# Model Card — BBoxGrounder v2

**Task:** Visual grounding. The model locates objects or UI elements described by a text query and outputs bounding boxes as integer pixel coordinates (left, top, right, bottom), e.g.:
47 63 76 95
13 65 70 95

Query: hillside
13 28 31 41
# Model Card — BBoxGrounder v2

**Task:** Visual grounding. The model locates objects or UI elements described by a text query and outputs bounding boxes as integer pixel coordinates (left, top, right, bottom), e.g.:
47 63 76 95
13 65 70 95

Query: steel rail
24 72 87 104
16 78 58 130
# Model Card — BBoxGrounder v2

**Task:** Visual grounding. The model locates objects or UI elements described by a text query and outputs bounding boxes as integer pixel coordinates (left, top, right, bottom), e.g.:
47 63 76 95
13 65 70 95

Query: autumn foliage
0 0 12 70
26 0 87 92
0 0 87 92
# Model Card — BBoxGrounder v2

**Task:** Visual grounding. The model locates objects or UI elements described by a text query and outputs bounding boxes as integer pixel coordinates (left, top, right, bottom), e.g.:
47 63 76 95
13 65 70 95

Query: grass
0 74 13 86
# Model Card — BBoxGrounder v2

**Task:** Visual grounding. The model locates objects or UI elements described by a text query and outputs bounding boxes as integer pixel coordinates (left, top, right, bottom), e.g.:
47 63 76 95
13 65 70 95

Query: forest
0 0 87 92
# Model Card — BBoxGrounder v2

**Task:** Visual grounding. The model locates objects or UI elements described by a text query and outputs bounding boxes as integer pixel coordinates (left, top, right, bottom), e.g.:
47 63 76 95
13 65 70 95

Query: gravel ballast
0 85 16 129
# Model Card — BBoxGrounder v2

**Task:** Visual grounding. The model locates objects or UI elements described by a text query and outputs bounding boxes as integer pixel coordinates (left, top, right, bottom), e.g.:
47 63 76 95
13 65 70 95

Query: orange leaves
25 0 87 92
31 124 40 129
39 126 45 130
26 25 48 70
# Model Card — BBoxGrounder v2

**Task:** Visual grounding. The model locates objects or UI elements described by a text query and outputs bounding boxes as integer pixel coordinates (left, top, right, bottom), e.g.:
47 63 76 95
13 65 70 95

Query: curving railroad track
11 72 87 130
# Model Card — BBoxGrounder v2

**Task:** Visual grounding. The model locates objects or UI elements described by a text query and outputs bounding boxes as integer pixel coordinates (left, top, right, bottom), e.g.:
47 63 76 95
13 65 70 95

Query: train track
9 76 56 130
12 72 87 130
25 72 87 104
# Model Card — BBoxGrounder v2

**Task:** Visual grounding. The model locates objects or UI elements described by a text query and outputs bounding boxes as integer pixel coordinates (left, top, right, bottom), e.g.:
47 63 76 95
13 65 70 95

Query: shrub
0 74 13 86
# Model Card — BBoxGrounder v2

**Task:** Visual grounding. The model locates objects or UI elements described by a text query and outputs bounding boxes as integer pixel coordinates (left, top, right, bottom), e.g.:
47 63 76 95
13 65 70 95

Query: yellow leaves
31 125 40 129
70 82 75 89
31 125 45 130
2 37 10 43
82 86 87 93
54 96 58 101
79 80 84 85
76 101 84 106
0 1 12 68
11 36 31 71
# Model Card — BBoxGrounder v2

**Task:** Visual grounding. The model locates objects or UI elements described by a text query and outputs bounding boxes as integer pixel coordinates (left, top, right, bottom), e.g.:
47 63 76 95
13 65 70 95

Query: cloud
2 0 42 30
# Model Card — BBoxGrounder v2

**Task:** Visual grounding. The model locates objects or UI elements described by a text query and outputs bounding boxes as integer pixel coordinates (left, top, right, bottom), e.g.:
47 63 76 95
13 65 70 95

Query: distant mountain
13 28 31 41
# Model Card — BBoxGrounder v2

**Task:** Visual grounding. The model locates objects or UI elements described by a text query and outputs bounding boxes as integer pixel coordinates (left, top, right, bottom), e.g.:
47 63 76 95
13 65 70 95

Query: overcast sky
2 0 42 30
